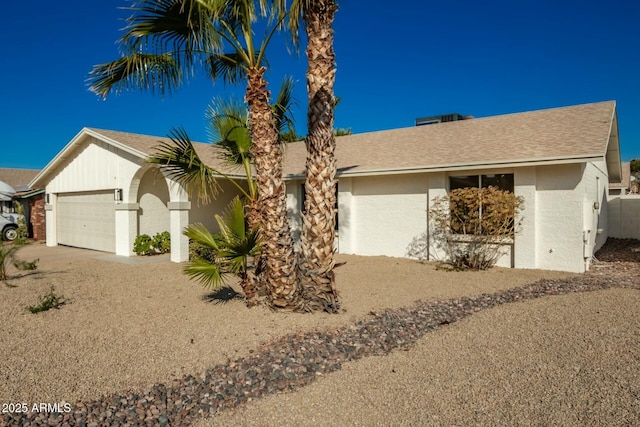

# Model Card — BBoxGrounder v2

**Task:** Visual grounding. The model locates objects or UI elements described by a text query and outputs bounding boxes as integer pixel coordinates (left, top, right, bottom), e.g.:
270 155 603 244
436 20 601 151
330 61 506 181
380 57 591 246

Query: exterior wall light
114 189 123 202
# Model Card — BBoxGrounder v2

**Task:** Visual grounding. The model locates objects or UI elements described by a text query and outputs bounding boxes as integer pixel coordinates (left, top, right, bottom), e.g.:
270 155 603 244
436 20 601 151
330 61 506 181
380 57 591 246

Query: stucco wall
534 163 586 272
327 164 590 273
581 160 609 259
189 179 242 232
348 174 428 257
137 168 170 236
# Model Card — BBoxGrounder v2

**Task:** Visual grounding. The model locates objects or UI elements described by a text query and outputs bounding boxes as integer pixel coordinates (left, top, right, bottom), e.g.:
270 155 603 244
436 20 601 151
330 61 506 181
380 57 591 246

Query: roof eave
282 155 605 180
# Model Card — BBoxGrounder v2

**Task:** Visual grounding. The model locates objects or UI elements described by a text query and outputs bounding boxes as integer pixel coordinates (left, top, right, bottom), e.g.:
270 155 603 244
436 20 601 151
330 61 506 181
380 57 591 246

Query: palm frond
272 75 297 140
147 127 226 204
215 196 246 239
205 97 251 165
184 258 227 289
121 0 220 60
206 53 251 84
184 222 220 249
88 53 181 98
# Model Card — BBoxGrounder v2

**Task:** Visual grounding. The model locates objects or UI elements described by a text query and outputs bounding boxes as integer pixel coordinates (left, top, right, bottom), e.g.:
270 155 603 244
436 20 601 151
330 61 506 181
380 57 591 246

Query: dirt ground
1 241 638 426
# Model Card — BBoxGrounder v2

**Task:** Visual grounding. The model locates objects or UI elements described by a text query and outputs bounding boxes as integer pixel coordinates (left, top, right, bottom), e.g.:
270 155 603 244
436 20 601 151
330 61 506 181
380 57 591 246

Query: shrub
13 201 29 246
13 258 39 271
133 232 171 255
152 231 171 254
27 286 66 313
133 234 154 255
429 186 524 270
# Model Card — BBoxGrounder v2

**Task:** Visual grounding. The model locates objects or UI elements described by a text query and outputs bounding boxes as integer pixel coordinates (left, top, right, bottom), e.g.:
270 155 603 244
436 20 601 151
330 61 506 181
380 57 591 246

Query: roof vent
415 113 466 126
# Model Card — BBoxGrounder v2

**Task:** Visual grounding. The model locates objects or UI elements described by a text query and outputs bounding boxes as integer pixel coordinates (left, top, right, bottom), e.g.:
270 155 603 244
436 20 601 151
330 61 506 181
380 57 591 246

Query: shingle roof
0 168 41 189
34 101 618 188
281 100 617 177
86 128 236 174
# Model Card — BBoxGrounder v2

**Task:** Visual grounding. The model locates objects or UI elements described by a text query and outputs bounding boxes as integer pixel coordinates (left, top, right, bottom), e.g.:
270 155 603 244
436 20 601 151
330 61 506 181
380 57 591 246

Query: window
448 174 515 235
450 174 514 193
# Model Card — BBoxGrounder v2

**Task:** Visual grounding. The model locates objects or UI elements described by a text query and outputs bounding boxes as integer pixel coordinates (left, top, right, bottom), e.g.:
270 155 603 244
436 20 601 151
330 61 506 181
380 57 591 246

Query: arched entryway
136 168 170 236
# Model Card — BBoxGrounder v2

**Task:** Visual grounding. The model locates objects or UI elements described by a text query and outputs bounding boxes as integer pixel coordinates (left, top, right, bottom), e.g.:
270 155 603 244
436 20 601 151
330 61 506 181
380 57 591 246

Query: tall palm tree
88 0 303 311
286 0 340 312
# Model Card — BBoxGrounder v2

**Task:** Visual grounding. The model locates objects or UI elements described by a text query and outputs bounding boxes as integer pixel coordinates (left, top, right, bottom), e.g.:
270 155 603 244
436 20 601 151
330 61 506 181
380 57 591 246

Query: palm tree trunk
300 0 340 313
246 66 303 311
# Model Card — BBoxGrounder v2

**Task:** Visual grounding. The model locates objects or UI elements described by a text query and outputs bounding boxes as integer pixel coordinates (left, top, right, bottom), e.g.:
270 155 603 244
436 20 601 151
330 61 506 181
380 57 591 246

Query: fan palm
184 196 260 303
88 0 303 311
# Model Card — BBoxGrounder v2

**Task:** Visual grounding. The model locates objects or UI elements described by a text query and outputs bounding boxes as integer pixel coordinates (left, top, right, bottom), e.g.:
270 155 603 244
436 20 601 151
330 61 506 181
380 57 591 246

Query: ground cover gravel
1 240 638 426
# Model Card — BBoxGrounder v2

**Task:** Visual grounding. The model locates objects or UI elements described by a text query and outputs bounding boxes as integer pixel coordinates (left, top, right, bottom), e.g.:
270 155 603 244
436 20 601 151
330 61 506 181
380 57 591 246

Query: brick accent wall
28 194 46 241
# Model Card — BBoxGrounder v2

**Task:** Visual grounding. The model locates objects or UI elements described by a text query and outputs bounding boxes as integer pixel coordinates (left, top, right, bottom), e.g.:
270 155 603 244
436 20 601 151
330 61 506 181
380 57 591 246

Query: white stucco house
31 100 623 273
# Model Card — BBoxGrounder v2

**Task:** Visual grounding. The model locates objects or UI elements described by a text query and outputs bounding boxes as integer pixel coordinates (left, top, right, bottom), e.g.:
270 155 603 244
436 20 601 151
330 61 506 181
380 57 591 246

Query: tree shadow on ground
201 286 243 304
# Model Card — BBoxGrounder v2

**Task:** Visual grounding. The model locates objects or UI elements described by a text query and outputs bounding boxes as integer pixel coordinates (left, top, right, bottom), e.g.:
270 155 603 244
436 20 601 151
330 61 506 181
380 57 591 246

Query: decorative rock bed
2 240 638 427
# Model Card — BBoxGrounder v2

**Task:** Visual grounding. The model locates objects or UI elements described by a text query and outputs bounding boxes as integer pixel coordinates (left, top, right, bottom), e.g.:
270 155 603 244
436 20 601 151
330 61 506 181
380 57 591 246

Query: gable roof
0 168 41 190
30 101 622 189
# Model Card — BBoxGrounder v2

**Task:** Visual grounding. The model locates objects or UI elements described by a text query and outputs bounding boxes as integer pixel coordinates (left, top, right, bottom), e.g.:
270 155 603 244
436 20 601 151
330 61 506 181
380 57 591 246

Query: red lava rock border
2 239 639 427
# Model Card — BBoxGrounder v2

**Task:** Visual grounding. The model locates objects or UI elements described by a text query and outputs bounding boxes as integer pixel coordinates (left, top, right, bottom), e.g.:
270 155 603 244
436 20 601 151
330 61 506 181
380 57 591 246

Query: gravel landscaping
1 239 638 426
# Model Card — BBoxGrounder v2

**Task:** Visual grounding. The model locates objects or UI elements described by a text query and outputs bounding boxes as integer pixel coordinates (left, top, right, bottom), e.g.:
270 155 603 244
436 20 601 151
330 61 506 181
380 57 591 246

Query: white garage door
57 191 116 253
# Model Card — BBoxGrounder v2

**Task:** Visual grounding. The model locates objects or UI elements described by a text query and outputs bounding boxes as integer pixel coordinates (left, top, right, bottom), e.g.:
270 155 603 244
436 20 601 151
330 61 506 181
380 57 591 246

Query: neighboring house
31 101 622 273
0 168 45 240
609 162 631 196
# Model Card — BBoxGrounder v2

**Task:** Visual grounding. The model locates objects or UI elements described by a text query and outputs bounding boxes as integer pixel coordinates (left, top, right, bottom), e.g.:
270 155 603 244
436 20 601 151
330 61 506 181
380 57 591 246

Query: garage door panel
57 191 116 253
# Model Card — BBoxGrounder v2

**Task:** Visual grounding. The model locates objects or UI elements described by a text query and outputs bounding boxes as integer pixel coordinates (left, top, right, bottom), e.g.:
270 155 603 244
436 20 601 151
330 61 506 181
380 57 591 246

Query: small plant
13 258 39 271
428 186 524 270
27 286 66 313
133 232 171 255
133 234 154 255
152 231 171 254
0 243 21 281
13 201 30 246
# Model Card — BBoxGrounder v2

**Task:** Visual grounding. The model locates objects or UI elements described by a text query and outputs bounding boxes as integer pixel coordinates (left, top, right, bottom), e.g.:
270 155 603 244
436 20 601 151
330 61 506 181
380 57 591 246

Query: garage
57 191 116 252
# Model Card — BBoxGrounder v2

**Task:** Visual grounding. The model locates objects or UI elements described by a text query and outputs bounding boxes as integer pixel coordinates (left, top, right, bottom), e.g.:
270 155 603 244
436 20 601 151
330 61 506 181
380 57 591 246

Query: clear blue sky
1 0 639 169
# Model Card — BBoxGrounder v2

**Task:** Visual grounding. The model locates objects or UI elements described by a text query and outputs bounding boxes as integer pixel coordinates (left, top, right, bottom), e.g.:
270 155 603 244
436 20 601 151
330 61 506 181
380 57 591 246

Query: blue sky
1 0 639 169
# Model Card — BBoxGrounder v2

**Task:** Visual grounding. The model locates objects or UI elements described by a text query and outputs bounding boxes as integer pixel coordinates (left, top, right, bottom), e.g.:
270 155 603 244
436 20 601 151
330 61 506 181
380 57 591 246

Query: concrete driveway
11 242 171 268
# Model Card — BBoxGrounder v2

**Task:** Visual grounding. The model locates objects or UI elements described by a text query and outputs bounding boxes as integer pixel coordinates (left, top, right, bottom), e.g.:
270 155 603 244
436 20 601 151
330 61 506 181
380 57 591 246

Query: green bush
133 232 171 255
133 234 154 255
27 286 66 313
152 231 171 254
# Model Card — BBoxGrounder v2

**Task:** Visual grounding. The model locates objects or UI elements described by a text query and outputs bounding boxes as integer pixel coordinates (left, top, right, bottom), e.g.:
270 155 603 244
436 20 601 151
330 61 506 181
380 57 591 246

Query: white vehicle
0 213 19 241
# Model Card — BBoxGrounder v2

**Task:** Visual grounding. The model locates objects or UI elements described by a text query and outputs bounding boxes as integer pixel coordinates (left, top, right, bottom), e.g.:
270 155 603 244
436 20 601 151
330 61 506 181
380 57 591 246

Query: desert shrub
13 258 39 271
27 286 66 313
0 243 21 280
429 186 524 270
134 232 171 255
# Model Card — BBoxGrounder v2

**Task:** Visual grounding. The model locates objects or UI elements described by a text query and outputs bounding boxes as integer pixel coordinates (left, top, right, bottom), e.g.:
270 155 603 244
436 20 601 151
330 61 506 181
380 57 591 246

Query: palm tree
149 78 297 304
184 196 260 303
88 0 303 311
286 0 340 312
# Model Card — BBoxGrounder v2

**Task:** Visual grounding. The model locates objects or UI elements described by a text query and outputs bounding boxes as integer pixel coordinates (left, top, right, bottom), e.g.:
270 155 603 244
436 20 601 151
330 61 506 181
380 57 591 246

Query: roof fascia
284 155 605 180
604 105 622 182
